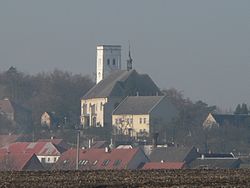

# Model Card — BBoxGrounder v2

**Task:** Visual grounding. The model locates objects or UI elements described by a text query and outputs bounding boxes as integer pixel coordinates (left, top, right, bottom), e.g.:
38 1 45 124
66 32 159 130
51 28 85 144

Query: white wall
37 155 60 164
96 45 121 84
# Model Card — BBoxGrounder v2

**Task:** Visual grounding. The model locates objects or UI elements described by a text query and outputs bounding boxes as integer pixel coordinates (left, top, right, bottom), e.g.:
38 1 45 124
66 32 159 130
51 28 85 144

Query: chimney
201 154 205 160
109 138 114 149
105 147 110 153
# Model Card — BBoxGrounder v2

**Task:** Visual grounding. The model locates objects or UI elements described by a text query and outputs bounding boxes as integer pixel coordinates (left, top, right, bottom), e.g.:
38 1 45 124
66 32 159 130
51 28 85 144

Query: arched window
92 117 97 127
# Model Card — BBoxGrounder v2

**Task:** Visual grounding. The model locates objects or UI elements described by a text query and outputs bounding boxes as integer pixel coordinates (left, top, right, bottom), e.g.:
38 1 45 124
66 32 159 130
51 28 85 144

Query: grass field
0 169 249 187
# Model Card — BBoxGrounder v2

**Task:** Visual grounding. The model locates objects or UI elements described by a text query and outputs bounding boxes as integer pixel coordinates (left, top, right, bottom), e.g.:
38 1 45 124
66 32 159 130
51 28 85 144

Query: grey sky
0 1 249 110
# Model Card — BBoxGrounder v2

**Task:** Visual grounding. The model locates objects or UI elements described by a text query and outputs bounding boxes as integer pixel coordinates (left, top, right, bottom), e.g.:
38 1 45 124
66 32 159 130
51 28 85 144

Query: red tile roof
55 148 147 170
142 162 185 170
0 152 38 171
0 142 61 156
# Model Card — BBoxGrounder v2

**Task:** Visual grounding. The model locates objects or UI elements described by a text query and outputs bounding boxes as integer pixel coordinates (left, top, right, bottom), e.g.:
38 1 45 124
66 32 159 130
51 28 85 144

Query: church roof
113 96 164 115
82 69 161 99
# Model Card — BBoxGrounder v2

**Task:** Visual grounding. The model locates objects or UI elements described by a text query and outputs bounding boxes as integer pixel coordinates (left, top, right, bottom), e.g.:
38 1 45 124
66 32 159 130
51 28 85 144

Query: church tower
96 45 121 84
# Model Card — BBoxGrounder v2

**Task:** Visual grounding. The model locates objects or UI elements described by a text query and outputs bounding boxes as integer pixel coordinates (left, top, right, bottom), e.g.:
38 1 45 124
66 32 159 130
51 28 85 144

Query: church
80 45 178 141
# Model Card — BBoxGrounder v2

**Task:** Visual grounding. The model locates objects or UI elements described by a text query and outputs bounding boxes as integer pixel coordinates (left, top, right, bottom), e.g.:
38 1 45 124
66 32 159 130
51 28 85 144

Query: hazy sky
0 1 249 110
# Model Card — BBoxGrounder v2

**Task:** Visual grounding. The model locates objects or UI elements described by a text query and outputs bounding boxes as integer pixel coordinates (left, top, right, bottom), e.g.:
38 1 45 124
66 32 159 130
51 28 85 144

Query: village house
80 70 161 129
112 95 178 141
54 147 149 170
0 141 62 165
203 113 250 129
40 112 60 129
149 146 199 165
0 151 44 171
188 153 241 169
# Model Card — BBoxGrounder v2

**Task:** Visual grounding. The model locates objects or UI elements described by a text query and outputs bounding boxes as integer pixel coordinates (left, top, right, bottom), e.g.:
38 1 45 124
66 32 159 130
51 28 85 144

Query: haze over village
0 1 249 186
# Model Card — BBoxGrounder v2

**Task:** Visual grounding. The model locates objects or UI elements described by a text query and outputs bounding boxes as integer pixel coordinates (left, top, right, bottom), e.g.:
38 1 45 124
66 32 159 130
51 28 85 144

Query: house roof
199 153 234 158
82 70 160 99
211 113 250 126
0 98 14 114
0 142 61 156
149 146 198 163
189 158 241 169
0 152 39 171
113 96 164 115
54 148 147 170
142 162 185 170
37 138 68 152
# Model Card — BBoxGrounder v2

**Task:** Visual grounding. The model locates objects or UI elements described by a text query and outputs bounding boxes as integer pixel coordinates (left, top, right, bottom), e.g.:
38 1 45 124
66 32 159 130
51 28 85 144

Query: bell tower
96 45 121 84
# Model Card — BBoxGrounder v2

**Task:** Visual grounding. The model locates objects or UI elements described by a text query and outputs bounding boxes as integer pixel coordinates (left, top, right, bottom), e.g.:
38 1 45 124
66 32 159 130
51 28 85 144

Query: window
113 59 116 65
139 118 142 124
41 158 46 163
84 160 88 165
126 118 130 123
54 157 57 162
113 160 121 166
130 118 133 124
48 158 50 162
93 160 98 165
102 160 110 166
107 59 110 65
83 104 87 114
144 118 147 124
79 160 88 165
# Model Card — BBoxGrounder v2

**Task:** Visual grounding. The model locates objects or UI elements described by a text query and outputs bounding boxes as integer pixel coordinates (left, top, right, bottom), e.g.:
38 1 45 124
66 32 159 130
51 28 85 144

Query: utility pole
76 130 80 170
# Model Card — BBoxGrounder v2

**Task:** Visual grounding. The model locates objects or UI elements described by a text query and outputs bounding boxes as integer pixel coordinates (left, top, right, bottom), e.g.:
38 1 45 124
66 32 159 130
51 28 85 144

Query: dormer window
102 159 110 166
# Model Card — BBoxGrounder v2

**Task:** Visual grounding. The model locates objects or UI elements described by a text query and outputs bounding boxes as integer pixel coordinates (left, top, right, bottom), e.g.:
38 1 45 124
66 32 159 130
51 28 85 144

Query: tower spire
127 42 133 71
